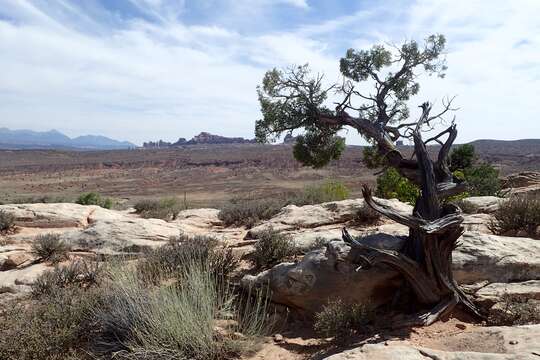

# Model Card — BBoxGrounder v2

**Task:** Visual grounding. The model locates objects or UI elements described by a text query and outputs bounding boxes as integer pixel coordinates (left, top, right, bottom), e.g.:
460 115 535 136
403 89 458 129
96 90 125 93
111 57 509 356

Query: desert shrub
134 197 186 220
31 260 102 298
76 192 113 209
487 294 540 326
31 233 71 264
219 197 286 228
94 262 269 360
353 203 381 225
464 164 501 196
314 299 374 342
302 237 329 253
137 234 238 283
376 168 420 204
12 195 69 204
252 227 297 269
0 286 104 360
453 198 477 214
450 143 475 172
489 196 540 239
0 210 15 234
295 180 350 205
1 261 104 359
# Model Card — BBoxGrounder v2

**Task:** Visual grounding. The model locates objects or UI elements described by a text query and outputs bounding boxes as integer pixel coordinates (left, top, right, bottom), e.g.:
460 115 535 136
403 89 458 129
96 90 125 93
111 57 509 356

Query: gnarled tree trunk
341 103 481 326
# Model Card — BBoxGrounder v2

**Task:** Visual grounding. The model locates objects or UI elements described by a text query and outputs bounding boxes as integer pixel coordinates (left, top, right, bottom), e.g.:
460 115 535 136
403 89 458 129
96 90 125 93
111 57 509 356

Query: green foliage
464 164 501 196
450 144 475 172
76 192 113 209
137 234 238 283
376 168 420 204
252 227 297 270
302 237 329 253
134 197 186 220
218 197 286 228
293 132 345 168
362 145 386 169
489 196 540 239
31 233 71 264
0 210 15 233
256 35 447 168
299 180 350 205
314 299 374 342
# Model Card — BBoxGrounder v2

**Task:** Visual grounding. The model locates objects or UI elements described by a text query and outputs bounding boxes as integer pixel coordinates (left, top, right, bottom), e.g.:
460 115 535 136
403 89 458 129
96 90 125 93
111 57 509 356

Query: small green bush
296 180 350 205
218 197 285 228
31 260 102 298
31 233 71 264
489 196 540 239
450 143 475 172
314 299 374 342
252 227 297 269
464 164 501 196
0 210 15 234
376 168 420 204
137 234 238 283
134 198 185 221
76 192 113 209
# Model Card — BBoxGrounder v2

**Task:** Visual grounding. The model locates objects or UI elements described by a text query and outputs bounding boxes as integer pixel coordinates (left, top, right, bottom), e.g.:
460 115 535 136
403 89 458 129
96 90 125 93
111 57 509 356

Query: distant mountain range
0 128 136 150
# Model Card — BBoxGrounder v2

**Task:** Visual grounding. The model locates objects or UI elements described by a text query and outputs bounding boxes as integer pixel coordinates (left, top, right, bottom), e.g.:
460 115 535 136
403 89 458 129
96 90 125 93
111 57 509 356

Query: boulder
503 171 540 189
503 172 540 197
247 198 412 237
243 232 540 314
453 232 540 284
462 214 494 233
474 280 540 307
0 203 99 228
460 196 508 214
0 252 34 271
323 325 540 360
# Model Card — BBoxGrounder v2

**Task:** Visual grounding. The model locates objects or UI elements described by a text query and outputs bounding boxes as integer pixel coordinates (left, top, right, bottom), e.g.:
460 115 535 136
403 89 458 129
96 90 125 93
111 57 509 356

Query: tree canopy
256 34 451 172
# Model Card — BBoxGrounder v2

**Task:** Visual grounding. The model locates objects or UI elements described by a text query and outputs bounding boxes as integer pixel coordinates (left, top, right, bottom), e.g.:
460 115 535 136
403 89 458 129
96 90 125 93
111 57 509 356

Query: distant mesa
0 128 135 150
143 132 256 148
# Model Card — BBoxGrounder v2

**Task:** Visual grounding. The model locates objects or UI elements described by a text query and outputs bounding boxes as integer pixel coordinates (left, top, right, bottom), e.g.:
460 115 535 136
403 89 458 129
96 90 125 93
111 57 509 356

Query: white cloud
0 0 538 145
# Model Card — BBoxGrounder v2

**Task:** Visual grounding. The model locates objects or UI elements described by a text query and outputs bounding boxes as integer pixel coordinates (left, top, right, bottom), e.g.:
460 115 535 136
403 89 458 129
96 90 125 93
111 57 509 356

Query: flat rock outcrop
324 325 540 359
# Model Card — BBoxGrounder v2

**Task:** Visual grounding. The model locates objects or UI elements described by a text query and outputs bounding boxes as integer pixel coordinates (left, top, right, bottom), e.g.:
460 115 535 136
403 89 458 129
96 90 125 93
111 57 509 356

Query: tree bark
341 103 482 326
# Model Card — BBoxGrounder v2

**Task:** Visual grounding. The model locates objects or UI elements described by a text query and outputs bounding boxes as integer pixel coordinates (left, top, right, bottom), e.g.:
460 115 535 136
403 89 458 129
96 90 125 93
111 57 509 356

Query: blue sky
0 0 539 145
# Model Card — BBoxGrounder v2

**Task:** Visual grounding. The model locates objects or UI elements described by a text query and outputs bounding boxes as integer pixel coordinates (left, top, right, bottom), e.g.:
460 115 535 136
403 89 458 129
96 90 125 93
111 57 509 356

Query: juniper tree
255 34 481 325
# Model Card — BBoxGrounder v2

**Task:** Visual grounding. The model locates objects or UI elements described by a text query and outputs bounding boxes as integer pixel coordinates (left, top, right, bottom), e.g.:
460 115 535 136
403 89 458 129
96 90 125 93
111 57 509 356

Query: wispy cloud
0 0 538 144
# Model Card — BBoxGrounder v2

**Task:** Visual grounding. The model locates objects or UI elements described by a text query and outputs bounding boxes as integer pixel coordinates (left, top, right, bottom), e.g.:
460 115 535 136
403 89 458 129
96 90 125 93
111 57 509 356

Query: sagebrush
31 233 71 264
252 227 297 269
314 299 374 342
489 196 540 239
